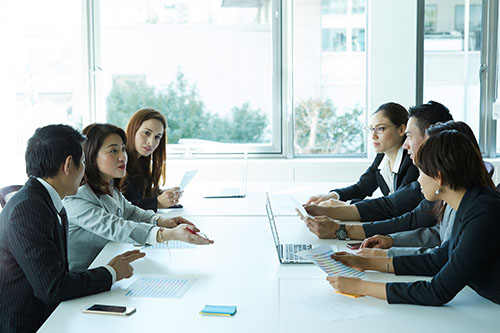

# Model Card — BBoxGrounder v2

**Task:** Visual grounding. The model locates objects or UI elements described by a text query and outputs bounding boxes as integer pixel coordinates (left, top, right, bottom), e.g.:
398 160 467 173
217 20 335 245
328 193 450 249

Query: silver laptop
203 152 248 198
265 193 312 264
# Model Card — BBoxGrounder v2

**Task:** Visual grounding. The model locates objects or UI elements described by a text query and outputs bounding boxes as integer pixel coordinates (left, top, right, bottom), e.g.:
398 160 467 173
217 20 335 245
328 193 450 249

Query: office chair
0 185 22 208
484 161 494 177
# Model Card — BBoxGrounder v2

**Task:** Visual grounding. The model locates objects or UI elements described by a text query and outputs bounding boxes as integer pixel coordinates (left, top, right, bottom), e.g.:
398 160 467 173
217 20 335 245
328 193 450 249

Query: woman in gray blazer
64 123 213 272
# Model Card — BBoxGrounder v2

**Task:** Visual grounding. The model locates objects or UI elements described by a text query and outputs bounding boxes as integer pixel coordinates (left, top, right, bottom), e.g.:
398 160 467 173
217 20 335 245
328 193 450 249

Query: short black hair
25 124 86 178
408 101 453 136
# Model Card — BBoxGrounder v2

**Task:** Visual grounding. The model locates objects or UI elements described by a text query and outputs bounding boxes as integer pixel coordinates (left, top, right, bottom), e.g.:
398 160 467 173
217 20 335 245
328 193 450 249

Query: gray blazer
64 183 156 272
388 205 455 257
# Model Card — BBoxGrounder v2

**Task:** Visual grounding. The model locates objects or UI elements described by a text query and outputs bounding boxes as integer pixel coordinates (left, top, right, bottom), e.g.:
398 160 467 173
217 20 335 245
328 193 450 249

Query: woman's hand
331 251 366 271
357 248 389 257
327 276 362 295
162 224 214 245
361 235 393 249
157 187 182 208
158 216 195 229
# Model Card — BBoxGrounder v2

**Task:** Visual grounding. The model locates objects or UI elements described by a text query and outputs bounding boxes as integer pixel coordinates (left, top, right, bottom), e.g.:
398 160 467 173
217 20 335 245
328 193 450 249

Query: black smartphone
81 304 136 316
346 242 362 250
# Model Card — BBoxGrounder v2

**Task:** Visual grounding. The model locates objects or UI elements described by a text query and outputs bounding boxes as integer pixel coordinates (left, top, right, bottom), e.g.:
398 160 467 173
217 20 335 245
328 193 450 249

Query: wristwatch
335 224 347 240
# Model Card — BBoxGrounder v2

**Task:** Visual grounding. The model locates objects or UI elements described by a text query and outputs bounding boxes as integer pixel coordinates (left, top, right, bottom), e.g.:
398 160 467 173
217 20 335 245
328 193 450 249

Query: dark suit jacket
387 186 500 306
362 199 438 237
0 178 112 332
332 150 418 202
122 178 158 212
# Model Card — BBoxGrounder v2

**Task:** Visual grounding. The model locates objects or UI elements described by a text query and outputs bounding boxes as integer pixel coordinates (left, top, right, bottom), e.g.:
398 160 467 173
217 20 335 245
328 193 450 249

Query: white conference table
40 215 500 333
159 182 345 217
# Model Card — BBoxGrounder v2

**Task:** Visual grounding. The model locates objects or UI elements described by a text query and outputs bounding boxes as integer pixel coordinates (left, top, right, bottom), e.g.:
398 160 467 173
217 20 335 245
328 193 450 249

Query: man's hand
304 215 339 239
303 204 331 217
360 235 393 249
306 192 338 205
107 250 146 281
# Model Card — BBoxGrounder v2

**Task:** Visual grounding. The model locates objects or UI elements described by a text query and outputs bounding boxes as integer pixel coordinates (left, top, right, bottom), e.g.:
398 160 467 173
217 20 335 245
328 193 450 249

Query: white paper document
143 240 196 249
296 245 365 278
179 169 198 190
126 276 195 298
298 294 386 323
288 194 313 219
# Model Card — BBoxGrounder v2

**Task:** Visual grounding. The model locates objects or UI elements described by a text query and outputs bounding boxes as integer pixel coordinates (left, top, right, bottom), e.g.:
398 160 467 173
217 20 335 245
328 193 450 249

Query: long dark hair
123 108 167 198
415 130 494 191
82 123 127 196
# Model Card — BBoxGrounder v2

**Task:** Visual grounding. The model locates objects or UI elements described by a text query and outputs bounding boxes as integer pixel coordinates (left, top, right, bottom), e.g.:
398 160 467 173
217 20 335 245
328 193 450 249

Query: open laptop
265 193 312 264
203 152 248 198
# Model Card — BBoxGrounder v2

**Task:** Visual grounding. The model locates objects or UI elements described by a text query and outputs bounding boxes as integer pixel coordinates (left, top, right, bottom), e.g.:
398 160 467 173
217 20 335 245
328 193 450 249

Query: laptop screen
265 193 281 249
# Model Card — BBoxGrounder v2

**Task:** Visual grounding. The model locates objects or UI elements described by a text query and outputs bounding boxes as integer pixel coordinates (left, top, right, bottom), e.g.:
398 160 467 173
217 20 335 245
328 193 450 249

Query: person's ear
62 155 73 176
436 171 443 187
398 124 406 136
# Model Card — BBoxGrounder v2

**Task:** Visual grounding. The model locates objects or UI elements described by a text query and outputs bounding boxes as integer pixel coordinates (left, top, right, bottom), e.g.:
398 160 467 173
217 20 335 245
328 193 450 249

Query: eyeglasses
364 125 393 135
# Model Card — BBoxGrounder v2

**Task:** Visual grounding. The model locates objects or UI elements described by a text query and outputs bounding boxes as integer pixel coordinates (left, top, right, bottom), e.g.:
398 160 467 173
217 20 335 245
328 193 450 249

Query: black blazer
332 150 418 202
0 178 112 332
387 186 500 306
362 199 437 237
122 178 158 212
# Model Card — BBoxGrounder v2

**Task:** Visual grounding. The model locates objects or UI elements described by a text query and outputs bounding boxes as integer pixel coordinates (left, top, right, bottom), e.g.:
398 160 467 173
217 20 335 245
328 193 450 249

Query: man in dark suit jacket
0 125 145 332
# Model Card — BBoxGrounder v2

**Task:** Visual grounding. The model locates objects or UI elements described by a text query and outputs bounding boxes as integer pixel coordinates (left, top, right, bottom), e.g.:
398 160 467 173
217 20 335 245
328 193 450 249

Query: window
0 0 84 183
294 0 366 155
455 4 482 51
423 0 482 140
321 0 348 15
322 28 347 52
352 28 365 52
97 0 277 152
352 0 365 14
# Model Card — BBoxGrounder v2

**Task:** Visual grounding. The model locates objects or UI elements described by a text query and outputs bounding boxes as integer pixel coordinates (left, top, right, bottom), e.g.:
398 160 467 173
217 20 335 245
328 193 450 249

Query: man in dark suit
0 124 145 332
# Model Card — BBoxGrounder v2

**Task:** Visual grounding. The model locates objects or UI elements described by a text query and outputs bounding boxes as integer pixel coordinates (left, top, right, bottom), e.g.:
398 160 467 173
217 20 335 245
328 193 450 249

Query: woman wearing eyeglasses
308 102 418 208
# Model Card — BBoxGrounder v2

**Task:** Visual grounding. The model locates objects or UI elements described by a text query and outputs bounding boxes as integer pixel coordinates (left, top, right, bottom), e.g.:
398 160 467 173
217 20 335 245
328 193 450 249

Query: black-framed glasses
364 125 392 135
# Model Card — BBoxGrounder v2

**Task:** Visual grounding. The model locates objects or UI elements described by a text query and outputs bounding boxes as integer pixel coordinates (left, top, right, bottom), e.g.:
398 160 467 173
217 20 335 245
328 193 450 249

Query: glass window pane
294 0 366 155
98 0 273 148
423 0 481 139
321 0 348 15
0 0 83 185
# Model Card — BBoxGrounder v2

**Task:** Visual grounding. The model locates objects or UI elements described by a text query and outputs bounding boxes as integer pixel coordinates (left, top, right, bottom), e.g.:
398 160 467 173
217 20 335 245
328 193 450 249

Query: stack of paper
200 305 237 317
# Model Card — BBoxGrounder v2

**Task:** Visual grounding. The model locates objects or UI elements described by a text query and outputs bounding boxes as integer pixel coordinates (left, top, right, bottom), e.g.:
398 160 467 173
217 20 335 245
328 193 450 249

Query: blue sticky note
200 305 237 316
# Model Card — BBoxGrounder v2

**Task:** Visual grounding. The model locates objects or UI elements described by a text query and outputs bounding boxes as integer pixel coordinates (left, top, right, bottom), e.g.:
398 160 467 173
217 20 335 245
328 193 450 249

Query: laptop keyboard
284 244 312 261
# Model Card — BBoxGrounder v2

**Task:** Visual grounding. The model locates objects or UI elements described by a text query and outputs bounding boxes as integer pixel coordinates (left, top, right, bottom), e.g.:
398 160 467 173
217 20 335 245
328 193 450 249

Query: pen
186 227 209 240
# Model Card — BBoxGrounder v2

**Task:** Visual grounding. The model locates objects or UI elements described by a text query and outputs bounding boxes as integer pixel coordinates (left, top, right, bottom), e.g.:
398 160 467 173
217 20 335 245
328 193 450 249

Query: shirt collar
36 177 64 213
392 146 404 173
378 146 404 174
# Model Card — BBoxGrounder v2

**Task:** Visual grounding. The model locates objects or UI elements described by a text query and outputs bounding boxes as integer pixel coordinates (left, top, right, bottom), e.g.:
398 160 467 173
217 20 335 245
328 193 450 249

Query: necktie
58 207 69 271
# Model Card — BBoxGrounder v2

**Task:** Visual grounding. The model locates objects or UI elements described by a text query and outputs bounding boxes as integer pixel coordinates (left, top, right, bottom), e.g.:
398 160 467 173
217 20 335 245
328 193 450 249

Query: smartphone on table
346 242 362 250
81 304 136 316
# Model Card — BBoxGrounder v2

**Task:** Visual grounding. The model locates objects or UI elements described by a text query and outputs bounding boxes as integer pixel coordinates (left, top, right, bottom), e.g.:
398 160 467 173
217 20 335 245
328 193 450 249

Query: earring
435 188 440 195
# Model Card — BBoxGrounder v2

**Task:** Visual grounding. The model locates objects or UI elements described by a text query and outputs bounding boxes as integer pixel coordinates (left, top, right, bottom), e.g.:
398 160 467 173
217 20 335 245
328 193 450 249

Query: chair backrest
484 161 494 177
0 185 23 208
